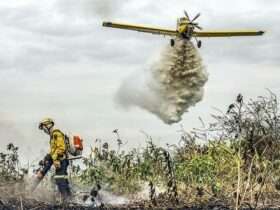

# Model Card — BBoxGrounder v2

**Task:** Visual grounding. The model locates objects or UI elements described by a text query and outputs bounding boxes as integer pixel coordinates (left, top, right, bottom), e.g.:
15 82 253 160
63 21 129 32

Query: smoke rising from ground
116 39 208 124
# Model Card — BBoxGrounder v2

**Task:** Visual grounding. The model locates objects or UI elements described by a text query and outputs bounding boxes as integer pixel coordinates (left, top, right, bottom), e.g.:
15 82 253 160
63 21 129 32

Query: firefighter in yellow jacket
37 118 71 199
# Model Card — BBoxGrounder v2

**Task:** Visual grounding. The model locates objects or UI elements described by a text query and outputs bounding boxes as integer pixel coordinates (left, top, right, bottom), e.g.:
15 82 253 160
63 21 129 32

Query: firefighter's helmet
39 118 55 131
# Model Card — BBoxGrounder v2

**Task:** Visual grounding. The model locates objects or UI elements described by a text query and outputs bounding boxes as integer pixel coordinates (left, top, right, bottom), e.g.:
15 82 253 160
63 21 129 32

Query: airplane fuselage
177 18 194 39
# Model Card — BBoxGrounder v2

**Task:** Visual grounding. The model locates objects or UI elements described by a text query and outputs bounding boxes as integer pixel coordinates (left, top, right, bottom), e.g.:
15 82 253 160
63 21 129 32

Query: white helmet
39 118 54 134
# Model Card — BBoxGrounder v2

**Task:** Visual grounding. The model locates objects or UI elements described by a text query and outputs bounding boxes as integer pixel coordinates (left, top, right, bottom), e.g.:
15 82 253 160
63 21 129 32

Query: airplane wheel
197 40 202 48
170 39 175 47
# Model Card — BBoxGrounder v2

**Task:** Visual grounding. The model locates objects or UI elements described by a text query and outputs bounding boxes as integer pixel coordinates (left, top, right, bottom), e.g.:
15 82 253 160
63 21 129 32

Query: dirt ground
2 196 274 210
0 198 229 210
0 184 278 209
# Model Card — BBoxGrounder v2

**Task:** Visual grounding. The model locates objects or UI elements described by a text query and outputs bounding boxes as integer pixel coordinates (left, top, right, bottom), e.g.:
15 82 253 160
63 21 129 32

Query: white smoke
116 39 208 124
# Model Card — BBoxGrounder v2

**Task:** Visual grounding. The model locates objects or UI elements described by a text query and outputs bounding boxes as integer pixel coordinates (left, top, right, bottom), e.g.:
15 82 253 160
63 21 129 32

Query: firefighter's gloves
39 160 45 166
39 154 52 166
39 153 61 168
53 160 61 169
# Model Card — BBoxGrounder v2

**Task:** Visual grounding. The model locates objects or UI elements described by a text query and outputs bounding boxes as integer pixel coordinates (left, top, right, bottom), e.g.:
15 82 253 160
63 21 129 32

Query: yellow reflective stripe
53 175 68 179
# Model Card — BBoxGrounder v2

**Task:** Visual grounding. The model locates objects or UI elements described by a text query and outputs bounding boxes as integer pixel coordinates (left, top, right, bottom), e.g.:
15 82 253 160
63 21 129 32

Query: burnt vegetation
1 92 280 209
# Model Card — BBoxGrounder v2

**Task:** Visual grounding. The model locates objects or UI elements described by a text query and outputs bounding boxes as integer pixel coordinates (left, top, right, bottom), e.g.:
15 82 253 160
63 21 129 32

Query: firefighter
37 118 71 200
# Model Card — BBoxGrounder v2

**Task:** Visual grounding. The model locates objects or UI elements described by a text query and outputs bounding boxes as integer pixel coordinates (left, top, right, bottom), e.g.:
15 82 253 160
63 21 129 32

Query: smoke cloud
116 39 208 124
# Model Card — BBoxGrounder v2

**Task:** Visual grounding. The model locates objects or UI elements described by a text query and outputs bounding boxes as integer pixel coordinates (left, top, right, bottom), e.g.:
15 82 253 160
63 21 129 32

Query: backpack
65 134 83 156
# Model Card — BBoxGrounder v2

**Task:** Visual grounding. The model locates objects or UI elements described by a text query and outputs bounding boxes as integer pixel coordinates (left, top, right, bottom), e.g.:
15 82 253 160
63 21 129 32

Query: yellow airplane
103 11 264 48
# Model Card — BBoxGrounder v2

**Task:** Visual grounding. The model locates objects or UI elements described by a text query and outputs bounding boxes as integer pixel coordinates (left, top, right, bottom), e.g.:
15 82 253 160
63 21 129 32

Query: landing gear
197 40 202 48
170 39 175 47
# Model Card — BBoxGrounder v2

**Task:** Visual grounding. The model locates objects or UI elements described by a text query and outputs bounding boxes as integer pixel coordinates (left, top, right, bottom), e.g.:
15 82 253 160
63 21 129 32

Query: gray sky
0 0 279 161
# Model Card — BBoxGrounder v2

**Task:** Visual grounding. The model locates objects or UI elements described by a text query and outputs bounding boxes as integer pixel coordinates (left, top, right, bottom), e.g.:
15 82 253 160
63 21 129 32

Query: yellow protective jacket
49 129 67 161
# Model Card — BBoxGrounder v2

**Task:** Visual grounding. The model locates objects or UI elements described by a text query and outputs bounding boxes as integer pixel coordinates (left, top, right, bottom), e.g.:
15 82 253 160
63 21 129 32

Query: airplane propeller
193 23 203 30
184 11 203 30
191 13 200 23
184 10 190 20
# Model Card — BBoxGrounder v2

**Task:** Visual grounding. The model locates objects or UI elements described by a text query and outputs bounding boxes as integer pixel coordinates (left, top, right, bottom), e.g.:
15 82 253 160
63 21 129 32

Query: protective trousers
41 157 71 199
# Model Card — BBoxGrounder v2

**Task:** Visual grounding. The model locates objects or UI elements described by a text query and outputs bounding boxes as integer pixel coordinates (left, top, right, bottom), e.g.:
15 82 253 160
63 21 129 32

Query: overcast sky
0 0 279 161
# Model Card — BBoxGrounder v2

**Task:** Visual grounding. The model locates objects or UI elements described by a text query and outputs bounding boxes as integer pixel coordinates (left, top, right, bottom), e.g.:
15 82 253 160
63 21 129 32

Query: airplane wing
193 30 265 37
103 22 178 36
